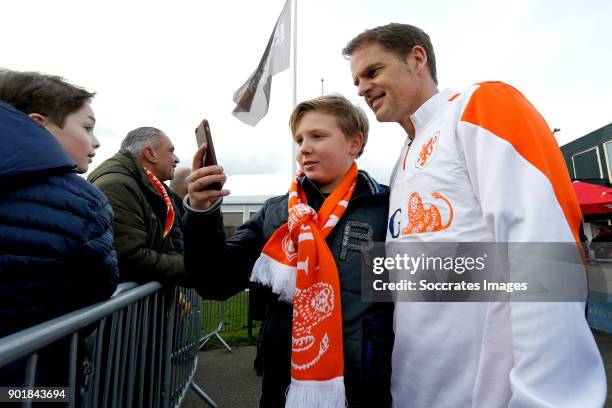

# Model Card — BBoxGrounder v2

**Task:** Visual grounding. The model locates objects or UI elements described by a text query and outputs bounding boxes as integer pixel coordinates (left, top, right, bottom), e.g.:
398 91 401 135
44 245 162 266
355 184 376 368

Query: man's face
150 132 179 182
45 102 99 173
350 42 426 131
294 111 361 194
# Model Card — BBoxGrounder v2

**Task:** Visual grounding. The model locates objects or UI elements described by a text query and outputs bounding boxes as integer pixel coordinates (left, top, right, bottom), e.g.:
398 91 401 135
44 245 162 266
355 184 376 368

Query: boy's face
43 102 99 173
294 111 362 193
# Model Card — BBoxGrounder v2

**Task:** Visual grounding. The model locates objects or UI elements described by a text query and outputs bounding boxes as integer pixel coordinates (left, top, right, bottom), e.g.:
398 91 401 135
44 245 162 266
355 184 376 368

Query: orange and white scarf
251 163 358 408
144 167 175 238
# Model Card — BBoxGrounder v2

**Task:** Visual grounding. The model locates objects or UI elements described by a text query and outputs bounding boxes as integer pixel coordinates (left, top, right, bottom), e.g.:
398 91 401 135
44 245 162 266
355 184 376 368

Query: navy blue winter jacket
0 101 119 338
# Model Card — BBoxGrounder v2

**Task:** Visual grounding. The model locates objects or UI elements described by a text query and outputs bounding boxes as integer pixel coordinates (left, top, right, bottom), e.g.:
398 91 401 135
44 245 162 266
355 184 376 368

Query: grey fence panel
169 287 204 407
201 290 254 334
0 282 212 408
0 282 160 368
199 290 260 352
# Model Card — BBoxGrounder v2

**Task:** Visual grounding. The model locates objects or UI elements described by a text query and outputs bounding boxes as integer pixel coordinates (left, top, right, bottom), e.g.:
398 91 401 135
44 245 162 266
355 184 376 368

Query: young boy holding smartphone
183 95 392 408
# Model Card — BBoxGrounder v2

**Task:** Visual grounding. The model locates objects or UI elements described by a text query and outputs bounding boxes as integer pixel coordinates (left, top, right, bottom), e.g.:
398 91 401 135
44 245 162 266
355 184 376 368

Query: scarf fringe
251 253 296 302
285 377 346 408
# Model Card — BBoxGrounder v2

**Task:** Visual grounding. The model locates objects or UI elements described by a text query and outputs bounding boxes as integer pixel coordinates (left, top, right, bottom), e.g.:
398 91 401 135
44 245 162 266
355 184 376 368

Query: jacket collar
410 88 456 134
121 149 167 198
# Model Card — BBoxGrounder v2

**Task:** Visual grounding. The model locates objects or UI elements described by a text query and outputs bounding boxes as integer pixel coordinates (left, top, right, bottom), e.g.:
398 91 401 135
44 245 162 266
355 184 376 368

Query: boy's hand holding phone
187 119 230 210
187 142 230 210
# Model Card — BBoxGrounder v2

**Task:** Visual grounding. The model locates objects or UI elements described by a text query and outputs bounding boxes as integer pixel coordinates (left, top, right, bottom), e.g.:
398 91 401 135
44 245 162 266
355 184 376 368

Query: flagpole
290 0 298 177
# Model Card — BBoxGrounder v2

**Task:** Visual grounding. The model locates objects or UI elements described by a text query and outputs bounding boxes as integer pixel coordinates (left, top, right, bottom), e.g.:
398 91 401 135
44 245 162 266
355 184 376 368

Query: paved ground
182 330 612 408
181 346 261 408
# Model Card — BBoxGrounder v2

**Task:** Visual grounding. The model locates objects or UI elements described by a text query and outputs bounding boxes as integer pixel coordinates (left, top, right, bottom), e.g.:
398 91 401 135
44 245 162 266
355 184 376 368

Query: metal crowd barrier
0 282 216 408
199 289 261 352
199 301 232 352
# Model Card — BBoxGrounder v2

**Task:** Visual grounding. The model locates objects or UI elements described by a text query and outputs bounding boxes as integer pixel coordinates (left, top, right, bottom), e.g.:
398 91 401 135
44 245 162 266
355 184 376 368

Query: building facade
561 123 612 186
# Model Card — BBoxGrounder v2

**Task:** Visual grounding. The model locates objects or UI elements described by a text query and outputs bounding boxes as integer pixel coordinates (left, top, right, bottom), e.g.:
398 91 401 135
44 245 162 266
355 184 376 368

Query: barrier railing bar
24 353 37 387
67 332 78 408
171 287 180 402
118 306 130 406
102 312 118 408
162 288 176 408
183 291 191 401
22 353 38 408
181 290 188 404
154 291 165 408
589 258 612 264
149 291 158 408
112 309 125 408
199 302 231 352
126 303 139 406
183 306 190 401
190 382 219 408
183 289 197 401
138 297 149 408
91 317 106 407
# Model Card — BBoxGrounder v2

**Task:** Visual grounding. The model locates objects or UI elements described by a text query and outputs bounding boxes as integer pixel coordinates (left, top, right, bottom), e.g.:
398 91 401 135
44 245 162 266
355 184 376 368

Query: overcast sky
3 0 611 196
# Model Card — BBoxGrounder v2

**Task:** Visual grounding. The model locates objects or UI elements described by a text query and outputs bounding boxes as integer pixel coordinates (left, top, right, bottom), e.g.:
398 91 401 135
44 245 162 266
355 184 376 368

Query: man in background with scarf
89 127 190 285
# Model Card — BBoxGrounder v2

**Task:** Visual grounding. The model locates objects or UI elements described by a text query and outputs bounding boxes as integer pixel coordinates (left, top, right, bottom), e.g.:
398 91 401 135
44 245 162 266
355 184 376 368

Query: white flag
232 0 291 126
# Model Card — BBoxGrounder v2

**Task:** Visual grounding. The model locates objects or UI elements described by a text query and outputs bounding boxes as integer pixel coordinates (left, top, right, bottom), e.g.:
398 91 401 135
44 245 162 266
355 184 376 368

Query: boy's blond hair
289 94 369 158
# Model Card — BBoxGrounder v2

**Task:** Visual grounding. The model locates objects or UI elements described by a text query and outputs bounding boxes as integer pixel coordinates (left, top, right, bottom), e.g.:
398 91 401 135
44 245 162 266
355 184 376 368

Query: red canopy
572 181 612 215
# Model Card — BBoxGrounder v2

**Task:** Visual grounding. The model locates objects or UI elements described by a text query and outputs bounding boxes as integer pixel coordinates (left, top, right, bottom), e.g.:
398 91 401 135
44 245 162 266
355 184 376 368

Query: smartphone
195 119 222 190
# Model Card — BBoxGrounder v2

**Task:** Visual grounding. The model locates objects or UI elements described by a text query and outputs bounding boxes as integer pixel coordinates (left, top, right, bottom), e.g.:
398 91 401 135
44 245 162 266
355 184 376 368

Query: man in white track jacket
343 23 606 407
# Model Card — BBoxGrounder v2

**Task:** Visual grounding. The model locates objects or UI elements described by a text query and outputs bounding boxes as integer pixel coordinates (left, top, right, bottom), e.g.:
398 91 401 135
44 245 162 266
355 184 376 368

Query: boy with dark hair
0 69 118 385
0 69 100 173
0 69 96 127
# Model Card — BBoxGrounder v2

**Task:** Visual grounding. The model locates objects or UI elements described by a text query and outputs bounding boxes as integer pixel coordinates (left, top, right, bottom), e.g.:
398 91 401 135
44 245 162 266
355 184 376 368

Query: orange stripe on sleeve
460 82 582 245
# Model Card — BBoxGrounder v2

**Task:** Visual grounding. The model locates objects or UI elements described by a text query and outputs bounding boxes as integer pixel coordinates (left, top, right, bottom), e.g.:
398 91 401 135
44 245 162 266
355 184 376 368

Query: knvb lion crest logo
402 191 454 235
415 132 439 169
291 283 334 370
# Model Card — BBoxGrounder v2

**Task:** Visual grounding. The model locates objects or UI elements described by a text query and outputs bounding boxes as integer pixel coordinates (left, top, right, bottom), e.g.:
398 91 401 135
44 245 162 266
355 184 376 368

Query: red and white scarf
251 163 358 408
144 167 174 238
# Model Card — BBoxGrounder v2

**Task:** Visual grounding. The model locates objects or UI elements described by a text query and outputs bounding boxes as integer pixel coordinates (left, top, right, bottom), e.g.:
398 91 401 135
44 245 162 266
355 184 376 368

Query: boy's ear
28 113 48 126
349 132 364 156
